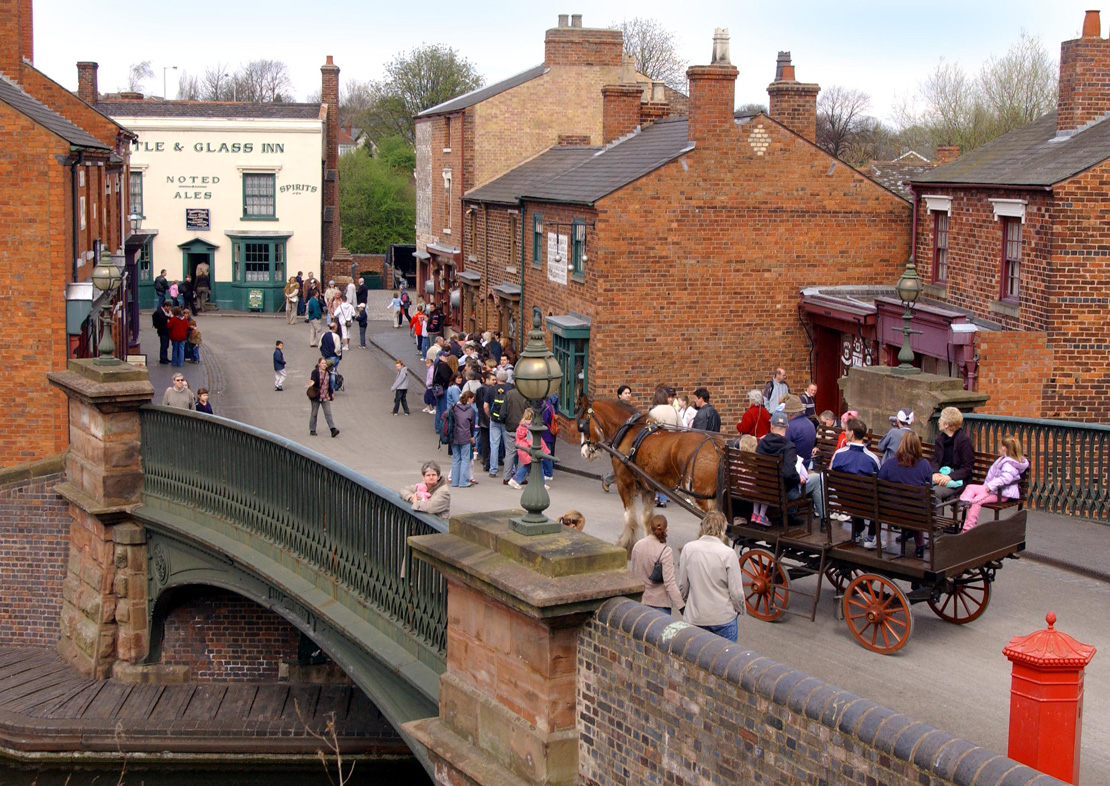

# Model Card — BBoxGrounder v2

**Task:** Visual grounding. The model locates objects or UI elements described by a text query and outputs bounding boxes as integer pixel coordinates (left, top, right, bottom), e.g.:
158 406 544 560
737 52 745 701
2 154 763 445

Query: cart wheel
927 567 991 624
739 549 790 621
824 565 862 595
843 574 914 654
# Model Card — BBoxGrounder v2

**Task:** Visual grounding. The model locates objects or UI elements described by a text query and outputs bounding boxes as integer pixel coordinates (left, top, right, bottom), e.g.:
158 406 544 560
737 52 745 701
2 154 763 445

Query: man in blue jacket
830 418 882 544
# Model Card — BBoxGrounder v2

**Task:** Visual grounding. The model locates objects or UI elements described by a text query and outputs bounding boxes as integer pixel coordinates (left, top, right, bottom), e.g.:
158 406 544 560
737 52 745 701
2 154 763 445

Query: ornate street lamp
893 256 923 375
90 256 123 365
128 212 143 235
510 307 563 535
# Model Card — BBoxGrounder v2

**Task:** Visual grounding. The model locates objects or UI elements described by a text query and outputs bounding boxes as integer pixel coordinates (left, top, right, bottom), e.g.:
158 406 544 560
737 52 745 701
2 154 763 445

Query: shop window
1001 217 1021 301
532 213 543 266
571 219 586 278
552 333 588 417
130 171 144 217
243 173 276 219
932 212 948 282
232 238 286 283
138 239 152 282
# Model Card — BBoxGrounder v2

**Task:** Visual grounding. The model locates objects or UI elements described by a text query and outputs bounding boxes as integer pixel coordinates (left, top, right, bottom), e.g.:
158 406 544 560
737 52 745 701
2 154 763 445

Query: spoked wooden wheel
927 567 991 624
824 565 862 595
739 549 791 621
843 574 914 654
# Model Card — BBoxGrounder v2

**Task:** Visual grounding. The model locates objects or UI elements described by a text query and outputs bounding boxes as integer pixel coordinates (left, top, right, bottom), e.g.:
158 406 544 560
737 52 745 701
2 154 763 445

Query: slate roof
98 100 322 120
869 159 936 200
464 146 600 204
418 65 548 117
0 74 108 150
912 111 1110 187
520 117 694 204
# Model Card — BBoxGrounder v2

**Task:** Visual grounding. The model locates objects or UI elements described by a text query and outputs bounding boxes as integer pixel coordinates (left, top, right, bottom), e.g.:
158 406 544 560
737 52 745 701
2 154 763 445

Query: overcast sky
33 1 1098 124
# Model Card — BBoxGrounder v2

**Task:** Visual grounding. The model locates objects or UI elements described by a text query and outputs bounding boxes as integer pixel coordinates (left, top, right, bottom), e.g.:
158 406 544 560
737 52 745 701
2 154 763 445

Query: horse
577 397 726 556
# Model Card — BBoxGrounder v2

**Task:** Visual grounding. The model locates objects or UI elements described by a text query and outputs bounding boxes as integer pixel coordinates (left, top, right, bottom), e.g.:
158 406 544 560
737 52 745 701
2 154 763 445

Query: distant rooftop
418 65 548 118
98 99 323 120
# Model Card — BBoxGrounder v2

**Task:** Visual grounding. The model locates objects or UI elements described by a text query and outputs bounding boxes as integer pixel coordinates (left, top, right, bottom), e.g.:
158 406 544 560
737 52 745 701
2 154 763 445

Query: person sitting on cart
749 411 801 526
830 418 882 546
877 431 933 558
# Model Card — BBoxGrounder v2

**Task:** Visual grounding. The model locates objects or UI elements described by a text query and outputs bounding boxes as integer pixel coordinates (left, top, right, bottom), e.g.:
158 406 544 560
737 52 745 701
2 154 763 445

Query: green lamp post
90 256 123 365
510 307 562 535
893 256 923 375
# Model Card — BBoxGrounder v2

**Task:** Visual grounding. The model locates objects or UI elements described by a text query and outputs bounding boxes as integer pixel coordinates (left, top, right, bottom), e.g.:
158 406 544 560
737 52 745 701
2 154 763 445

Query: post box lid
1003 611 1096 669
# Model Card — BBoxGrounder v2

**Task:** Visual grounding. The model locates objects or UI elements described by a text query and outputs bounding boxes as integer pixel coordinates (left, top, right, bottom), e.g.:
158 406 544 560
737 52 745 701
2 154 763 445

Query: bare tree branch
612 17 687 92
126 61 154 93
816 86 871 159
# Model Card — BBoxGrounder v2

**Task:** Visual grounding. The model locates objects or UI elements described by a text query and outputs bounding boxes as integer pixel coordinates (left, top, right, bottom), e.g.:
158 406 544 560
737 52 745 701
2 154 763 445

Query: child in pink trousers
959 435 1028 531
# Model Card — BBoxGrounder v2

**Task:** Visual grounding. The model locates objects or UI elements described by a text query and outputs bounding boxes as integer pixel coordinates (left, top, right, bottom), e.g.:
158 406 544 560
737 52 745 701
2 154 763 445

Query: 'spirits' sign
279 184 317 194
133 141 286 154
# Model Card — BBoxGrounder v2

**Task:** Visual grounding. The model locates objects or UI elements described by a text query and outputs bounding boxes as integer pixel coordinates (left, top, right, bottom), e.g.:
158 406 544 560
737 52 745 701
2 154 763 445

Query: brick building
906 9 1110 421
414 13 679 335
464 31 911 423
0 0 135 468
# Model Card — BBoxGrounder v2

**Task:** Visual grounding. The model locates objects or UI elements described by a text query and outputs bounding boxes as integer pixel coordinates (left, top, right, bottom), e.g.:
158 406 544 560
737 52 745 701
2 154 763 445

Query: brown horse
577 397 726 556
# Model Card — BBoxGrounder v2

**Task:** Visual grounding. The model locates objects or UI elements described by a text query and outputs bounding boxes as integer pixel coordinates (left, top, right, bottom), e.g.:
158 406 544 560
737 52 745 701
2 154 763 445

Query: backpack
490 385 509 424
439 406 455 446
544 400 560 437
400 291 410 307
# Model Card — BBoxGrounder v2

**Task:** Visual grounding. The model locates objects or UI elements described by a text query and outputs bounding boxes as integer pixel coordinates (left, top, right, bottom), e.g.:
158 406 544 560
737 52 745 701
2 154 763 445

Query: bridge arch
136 406 448 771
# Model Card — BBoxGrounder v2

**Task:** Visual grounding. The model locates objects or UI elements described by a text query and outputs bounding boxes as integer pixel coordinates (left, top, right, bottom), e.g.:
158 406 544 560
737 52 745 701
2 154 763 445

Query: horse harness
579 407 721 500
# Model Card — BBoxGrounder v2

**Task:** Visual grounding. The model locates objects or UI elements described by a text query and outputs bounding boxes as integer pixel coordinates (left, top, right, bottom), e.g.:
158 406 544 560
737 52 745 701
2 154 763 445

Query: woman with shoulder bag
307 357 340 438
630 515 685 614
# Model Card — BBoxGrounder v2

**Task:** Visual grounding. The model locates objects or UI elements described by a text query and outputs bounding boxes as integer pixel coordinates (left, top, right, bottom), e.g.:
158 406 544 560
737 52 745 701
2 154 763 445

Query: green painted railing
930 412 1110 522
139 405 449 657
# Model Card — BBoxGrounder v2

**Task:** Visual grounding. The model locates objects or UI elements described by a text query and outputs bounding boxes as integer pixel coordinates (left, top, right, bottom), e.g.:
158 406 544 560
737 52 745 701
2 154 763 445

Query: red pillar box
1003 611 1096 784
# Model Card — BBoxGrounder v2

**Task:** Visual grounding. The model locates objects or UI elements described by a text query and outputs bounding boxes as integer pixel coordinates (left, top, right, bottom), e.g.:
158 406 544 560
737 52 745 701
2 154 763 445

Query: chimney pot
571 13 582 27
558 14 569 27
780 64 795 81
652 81 666 103
326 55 334 65
1083 9 1101 37
711 27 731 65
775 51 792 80
767 54 819 142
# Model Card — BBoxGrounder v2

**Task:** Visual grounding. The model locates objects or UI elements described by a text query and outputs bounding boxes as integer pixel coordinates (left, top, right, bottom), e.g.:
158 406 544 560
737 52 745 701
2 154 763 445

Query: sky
31 1 1099 124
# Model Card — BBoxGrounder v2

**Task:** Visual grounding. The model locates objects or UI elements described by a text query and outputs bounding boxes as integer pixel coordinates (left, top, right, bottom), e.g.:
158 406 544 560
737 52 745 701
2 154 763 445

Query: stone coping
594 598 1065 786
0 454 66 486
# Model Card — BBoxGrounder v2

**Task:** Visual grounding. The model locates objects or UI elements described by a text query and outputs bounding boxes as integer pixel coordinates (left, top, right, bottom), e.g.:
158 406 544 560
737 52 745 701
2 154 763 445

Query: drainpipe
483 205 489 330
909 182 918 268
518 198 527 349
70 151 85 281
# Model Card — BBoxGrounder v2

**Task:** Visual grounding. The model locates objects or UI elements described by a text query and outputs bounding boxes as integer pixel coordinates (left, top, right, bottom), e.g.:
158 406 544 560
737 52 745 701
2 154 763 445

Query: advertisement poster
546 232 568 285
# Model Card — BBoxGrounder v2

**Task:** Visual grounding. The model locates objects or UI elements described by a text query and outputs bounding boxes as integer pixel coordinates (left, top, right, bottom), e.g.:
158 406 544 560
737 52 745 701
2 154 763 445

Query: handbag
432 383 445 397
648 546 668 583
307 383 319 400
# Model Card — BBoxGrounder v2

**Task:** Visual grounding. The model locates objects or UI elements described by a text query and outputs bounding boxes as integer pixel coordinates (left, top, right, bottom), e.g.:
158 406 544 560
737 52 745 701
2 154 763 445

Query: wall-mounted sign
279 184 318 194
248 289 264 310
185 208 210 231
133 141 286 154
546 232 568 286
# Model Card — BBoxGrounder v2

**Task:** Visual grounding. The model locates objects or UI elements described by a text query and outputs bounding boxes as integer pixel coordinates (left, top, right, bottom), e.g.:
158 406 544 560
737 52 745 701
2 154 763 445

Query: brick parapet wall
579 599 1062 786
976 331 1052 418
0 461 69 646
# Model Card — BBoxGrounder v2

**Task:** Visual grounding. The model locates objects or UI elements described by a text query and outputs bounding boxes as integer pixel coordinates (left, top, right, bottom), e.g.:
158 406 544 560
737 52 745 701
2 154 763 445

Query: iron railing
139 405 449 658
930 412 1110 521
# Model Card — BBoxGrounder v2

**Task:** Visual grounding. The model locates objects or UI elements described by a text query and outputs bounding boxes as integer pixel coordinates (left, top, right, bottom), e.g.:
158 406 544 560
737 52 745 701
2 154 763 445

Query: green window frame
243 173 276 220
532 212 543 266
129 171 143 217
232 238 286 283
571 218 586 278
137 238 152 282
552 333 589 417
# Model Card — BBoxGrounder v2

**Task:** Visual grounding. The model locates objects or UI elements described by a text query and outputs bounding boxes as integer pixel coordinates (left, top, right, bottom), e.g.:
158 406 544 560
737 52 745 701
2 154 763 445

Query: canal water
0 758 432 785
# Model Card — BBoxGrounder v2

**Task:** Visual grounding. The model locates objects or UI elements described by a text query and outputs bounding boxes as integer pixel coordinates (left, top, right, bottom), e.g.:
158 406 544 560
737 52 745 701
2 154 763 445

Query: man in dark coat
691 387 721 432
151 302 172 364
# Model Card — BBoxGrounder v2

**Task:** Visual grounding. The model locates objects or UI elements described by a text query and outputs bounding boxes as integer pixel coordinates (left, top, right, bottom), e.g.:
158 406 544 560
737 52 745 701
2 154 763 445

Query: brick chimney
934 144 960 164
1057 10 1110 135
0 0 31 77
766 52 820 143
602 83 642 143
77 61 99 105
639 82 671 127
686 29 738 145
545 14 623 68
19 0 32 65
321 55 341 265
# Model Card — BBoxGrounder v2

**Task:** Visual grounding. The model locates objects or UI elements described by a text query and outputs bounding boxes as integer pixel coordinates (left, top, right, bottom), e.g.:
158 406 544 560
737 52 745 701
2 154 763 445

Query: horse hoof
601 480 611 493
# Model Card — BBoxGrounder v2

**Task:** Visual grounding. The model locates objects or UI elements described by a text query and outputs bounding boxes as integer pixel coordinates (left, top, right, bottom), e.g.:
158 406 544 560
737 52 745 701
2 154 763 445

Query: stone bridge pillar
839 365 989 440
407 512 641 786
47 359 153 678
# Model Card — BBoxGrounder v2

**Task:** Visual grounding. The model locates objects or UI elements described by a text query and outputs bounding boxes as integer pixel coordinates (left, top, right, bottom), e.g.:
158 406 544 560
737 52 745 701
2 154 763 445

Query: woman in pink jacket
960 435 1029 531
507 407 552 489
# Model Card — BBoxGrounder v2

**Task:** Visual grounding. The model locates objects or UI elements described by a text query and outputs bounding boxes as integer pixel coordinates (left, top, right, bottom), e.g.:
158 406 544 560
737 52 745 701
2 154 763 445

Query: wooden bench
920 443 1029 521
723 447 810 529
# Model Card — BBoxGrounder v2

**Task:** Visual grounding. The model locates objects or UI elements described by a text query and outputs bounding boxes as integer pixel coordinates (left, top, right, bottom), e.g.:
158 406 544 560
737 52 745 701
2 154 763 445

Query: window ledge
442 228 452 235
989 299 1020 318
570 273 585 284
242 215 279 222
922 282 947 298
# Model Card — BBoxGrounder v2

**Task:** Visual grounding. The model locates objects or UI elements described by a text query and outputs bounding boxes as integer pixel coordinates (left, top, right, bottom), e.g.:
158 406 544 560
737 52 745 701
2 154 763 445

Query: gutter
910 181 1053 192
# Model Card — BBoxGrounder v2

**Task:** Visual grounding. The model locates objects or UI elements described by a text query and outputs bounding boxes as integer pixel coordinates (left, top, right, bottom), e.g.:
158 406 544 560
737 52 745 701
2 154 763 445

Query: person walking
508 406 552 490
677 511 745 642
390 359 411 415
334 294 356 351
152 301 172 365
307 290 324 347
273 340 286 392
307 357 340 438
762 367 790 413
284 277 301 325
161 373 195 410
320 323 343 385
356 304 368 348
601 385 634 492
388 291 403 328
500 383 528 484
154 269 169 309
630 515 684 614
449 390 478 487
168 307 189 367
487 370 511 477
195 387 214 414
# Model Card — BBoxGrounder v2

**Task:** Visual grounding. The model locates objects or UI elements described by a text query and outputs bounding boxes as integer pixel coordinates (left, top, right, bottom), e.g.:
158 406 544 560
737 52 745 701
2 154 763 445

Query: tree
127 61 154 93
816 86 872 159
612 17 687 92
363 45 483 146
339 138 416 254
201 62 234 101
979 32 1057 132
177 70 201 101
234 59 293 103
306 79 377 126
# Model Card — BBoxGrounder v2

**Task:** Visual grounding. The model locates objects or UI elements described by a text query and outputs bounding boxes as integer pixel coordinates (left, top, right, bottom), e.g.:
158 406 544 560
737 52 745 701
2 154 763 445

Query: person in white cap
877 409 914 465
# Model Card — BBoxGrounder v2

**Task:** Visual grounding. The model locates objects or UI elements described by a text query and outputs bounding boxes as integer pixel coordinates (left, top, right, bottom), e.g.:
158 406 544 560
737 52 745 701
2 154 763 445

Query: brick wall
0 104 72 466
0 459 69 646
976 331 1052 418
159 588 311 681
579 599 1061 786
